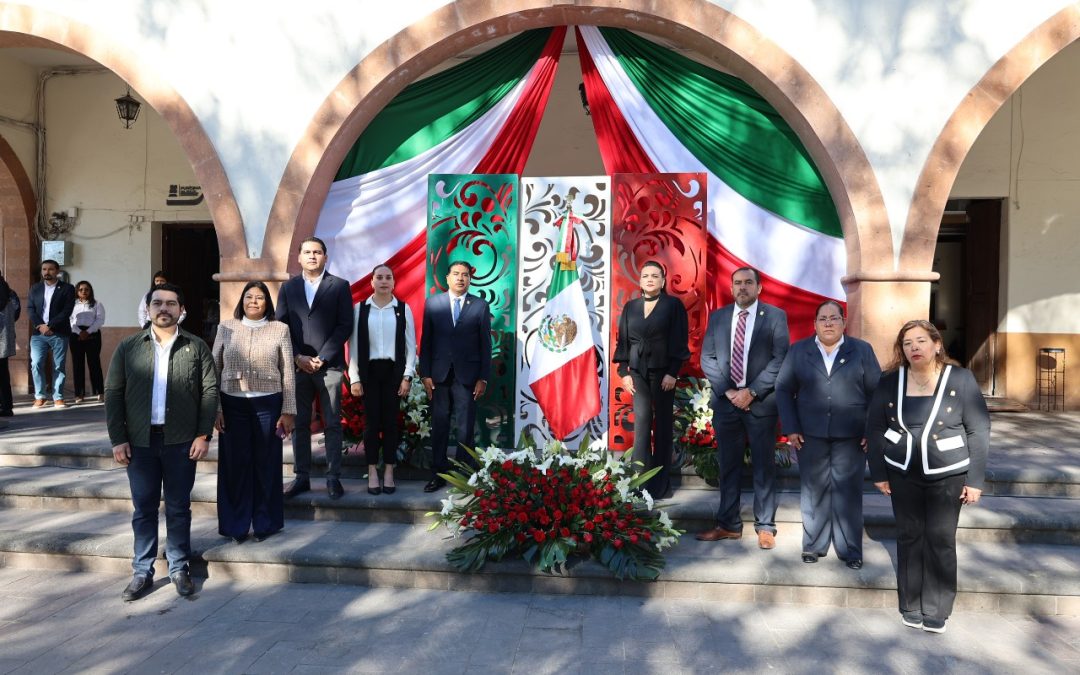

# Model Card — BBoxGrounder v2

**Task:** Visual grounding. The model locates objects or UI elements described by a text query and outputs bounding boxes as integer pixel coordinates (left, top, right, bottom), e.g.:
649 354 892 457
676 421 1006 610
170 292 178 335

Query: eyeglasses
815 316 843 325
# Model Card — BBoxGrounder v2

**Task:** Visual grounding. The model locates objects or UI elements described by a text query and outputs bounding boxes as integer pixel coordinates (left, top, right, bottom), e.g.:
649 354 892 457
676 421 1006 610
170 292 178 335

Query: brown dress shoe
32 399 46 408
757 531 776 549
54 399 67 408
696 527 743 542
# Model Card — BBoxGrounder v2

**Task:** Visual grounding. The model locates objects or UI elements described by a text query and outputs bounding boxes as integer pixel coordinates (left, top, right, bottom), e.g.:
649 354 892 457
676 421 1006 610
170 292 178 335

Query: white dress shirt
729 300 758 387
348 298 417 383
42 282 57 324
815 335 845 375
303 270 326 308
71 300 106 333
150 328 178 425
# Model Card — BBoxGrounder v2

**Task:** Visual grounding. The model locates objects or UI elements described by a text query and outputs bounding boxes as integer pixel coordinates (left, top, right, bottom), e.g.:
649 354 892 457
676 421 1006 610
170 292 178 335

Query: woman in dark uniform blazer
776 300 881 569
613 260 690 499
867 319 989 634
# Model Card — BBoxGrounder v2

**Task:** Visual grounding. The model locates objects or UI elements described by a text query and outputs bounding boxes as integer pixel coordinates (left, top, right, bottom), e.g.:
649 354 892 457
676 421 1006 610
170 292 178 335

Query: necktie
731 309 748 386
453 297 461 325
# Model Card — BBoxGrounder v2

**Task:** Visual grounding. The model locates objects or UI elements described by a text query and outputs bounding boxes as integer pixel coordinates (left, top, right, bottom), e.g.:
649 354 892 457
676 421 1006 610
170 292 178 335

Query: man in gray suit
775 300 881 569
698 267 789 549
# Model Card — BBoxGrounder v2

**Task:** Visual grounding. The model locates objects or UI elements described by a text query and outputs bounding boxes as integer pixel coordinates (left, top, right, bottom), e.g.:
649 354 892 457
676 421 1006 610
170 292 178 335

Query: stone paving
0 568 1078 674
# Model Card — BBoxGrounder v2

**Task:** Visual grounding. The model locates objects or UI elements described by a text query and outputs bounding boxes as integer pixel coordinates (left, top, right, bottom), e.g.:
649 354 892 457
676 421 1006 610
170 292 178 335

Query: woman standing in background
0 272 20 416
69 280 106 403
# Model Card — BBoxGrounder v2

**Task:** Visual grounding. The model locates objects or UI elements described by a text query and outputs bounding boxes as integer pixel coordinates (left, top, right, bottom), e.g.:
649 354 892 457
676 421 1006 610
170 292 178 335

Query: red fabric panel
608 173 708 451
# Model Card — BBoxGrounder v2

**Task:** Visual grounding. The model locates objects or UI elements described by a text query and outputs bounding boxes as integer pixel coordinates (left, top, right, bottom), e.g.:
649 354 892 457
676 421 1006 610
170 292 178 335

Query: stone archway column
213 258 291 319
842 271 939 366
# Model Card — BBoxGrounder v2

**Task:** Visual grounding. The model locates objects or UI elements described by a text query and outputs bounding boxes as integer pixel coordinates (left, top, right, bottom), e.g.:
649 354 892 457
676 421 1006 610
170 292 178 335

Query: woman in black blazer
867 319 989 635
613 261 690 499
776 300 881 570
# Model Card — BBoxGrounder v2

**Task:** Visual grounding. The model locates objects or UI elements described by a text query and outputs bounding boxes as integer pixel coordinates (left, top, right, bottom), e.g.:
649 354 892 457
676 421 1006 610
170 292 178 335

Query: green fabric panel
545 266 576 300
426 174 519 448
335 30 551 180
599 27 842 238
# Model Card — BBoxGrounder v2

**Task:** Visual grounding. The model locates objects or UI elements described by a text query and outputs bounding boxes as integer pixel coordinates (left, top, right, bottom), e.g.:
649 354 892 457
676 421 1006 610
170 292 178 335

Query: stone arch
264 0 893 299
0 2 247 265
901 4 1080 270
0 133 35 391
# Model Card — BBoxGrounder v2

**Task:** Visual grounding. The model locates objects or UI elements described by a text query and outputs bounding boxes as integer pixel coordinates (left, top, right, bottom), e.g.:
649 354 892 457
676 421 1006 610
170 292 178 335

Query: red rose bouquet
428 435 682 581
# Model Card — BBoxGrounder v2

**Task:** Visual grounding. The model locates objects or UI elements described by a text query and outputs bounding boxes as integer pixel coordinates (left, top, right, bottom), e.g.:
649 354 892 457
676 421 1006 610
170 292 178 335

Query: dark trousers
293 367 344 479
799 436 865 559
362 360 401 466
127 433 197 578
218 393 285 539
888 469 966 621
0 357 11 412
714 407 779 534
631 369 676 498
69 332 104 397
431 368 476 474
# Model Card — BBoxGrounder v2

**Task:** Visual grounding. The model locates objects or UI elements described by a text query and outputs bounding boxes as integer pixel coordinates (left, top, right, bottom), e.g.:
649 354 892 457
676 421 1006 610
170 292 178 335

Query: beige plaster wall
44 70 211 330
0 53 37 182
952 40 1080 406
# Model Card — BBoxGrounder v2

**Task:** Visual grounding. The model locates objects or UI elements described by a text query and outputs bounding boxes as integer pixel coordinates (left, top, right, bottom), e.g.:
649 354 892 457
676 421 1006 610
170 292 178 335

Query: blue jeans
127 433 197 578
30 333 67 401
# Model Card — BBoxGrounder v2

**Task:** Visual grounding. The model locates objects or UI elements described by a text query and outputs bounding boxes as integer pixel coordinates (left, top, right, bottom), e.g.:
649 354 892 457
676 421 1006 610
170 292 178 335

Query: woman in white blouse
348 264 416 495
69 280 106 403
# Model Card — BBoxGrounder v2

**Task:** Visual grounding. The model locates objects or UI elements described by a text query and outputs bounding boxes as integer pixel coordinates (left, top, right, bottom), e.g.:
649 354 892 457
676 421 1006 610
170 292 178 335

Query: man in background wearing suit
698 267 790 549
28 259 76 407
775 300 881 569
419 260 491 492
276 237 353 500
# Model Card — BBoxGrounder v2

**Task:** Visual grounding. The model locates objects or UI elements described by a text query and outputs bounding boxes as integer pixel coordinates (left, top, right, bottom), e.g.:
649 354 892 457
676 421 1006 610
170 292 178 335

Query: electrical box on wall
41 240 73 266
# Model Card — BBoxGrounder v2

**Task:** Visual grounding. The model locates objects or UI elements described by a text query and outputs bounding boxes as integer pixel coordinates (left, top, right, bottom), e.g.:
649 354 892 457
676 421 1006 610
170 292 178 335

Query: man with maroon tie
697 267 790 549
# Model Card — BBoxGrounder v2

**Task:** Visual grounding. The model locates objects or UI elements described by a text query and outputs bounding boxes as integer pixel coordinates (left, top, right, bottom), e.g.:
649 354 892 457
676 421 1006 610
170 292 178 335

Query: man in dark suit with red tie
276 237 354 500
698 267 790 549
418 261 491 492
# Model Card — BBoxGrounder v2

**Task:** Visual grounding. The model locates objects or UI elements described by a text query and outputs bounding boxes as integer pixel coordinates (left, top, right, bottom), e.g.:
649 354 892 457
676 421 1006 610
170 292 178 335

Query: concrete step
2 431 1078 499
0 506 1075 615
1 465 1077 544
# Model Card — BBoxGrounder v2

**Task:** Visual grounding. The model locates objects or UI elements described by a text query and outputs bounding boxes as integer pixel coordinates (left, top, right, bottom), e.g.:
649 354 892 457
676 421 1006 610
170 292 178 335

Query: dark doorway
931 199 1002 394
162 222 220 344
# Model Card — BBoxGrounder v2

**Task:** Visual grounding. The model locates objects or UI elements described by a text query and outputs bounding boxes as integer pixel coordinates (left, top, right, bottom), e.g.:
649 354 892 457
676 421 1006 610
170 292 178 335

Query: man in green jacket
105 283 218 601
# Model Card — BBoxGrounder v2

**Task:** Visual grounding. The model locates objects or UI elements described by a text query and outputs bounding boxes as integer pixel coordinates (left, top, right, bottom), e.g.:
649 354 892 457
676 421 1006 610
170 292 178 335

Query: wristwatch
202 433 213 442
748 389 758 399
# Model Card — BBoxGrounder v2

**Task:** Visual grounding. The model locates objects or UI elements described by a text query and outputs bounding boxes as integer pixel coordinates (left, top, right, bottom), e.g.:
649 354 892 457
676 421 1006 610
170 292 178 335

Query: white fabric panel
515 177 612 450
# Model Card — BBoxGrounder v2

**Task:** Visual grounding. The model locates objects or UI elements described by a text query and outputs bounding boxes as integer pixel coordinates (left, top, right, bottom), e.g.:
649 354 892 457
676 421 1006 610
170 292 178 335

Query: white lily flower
535 456 554 472
615 477 632 501
641 489 654 511
467 472 480 486
505 450 530 463
440 498 454 516
658 511 673 529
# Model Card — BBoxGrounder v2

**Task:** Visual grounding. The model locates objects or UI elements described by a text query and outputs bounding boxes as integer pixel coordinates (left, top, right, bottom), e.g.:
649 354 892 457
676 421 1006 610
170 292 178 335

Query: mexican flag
527 220 601 440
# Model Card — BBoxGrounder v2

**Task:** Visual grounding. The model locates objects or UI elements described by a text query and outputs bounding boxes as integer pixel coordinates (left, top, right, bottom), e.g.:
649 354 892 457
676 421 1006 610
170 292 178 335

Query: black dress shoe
845 559 864 570
327 478 345 500
0 409 12 417
253 530 279 543
283 478 310 499
423 476 447 493
802 553 819 563
232 535 247 545
122 574 153 602
382 485 396 495
171 570 194 597
367 485 382 495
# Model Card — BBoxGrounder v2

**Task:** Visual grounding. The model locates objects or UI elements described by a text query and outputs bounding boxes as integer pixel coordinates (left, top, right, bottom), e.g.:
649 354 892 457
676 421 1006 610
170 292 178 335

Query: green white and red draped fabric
576 26 844 338
314 28 567 324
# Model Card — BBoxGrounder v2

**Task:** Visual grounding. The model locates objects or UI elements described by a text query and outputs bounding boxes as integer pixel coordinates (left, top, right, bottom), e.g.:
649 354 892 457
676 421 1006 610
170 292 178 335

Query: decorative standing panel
427 174 518 448
515 177 612 449
608 173 708 452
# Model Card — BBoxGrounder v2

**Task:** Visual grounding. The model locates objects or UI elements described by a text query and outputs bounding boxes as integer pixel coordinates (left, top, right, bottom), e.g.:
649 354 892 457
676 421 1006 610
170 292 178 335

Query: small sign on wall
167 185 204 206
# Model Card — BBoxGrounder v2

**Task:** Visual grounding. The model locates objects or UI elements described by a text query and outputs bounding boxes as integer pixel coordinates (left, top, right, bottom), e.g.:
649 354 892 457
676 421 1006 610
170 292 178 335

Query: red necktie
731 309 748 385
